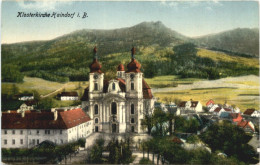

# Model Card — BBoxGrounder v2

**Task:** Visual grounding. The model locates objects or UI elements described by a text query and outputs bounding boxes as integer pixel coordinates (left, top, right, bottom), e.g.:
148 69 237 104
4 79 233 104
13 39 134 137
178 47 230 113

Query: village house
58 92 79 101
17 100 37 113
1 108 92 148
243 109 260 117
178 100 203 114
16 94 34 101
81 47 155 134
213 107 232 116
206 99 215 108
236 120 255 134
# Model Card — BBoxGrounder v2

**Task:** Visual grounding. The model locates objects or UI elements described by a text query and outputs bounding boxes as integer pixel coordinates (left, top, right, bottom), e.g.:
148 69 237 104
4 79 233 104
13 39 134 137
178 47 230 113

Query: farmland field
2 75 259 111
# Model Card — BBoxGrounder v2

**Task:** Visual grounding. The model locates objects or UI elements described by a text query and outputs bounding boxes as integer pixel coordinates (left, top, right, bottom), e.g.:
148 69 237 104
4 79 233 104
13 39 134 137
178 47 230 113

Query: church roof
89 59 102 73
117 64 125 71
2 108 91 129
126 58 141 73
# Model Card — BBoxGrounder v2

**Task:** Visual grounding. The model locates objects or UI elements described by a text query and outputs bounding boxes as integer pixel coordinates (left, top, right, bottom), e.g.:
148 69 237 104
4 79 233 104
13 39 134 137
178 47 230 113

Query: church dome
90 59 102 73
89 46 102 73
126 58 141 73
117 64 125 71
126 47 141 73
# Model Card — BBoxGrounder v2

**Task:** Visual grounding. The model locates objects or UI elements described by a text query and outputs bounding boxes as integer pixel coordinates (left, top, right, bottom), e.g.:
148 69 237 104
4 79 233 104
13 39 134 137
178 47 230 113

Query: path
131 151 162 165
40 84 67 98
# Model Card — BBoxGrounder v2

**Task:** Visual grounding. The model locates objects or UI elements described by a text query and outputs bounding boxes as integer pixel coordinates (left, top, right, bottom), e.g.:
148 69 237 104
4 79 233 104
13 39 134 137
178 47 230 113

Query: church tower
117 64 125 79
89 46 104 94
125 47 143 98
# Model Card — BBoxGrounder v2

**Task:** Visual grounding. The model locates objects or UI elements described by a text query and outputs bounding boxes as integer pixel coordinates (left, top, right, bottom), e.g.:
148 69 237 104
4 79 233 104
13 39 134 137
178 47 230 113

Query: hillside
195 28 259 57
1 21 259 82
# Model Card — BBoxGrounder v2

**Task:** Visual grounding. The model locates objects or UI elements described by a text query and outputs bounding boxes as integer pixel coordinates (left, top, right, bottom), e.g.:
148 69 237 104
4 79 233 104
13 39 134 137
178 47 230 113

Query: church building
81 47 155 134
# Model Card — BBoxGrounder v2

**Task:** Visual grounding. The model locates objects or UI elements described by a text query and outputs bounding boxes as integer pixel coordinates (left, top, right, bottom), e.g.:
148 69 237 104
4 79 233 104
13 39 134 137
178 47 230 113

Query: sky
1 0 259 44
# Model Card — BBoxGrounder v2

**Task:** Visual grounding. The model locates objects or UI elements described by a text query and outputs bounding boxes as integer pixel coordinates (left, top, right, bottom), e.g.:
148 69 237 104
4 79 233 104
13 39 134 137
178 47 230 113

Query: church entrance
112 124 117 133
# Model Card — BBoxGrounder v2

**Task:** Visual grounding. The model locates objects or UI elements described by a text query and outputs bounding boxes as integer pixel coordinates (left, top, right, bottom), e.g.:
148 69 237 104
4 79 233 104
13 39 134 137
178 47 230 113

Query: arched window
131 118 135 123
111 102 117 115
94 83 98 91
131 82 134 90
131 104 135 114
95 118 98 124
131 126 135 132
112 83 116 90
94 104 98 114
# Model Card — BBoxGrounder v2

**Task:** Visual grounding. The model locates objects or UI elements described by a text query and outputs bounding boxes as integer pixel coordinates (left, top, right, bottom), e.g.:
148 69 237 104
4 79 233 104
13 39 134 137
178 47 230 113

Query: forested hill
194 28 259 58
1 21 259 82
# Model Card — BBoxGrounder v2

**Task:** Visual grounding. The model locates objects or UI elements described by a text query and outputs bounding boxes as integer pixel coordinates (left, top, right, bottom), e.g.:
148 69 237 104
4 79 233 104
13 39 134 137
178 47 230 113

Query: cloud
160 1 179 9
18 1 72 11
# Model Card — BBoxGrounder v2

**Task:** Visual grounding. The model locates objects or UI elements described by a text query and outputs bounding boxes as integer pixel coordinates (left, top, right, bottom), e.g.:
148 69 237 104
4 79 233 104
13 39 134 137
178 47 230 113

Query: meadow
2 75 259 112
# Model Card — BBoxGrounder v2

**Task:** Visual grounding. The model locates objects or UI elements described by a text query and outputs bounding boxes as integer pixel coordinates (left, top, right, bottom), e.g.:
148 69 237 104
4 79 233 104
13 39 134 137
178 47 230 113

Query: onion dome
117 64 125 71
89 47 102 73
126 47 141 73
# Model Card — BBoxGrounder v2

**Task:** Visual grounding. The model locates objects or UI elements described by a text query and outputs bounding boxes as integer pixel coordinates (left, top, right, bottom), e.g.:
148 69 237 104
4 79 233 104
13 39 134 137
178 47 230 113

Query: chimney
53 110 58 121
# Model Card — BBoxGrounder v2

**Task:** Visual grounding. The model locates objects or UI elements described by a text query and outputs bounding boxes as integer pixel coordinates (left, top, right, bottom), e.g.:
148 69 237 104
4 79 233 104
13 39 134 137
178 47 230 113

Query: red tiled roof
243 109 255 115
214 107 222 112
1 108 91 129
237 120 254 132
230 113 243 122
142 79 153 99
206 99 214 106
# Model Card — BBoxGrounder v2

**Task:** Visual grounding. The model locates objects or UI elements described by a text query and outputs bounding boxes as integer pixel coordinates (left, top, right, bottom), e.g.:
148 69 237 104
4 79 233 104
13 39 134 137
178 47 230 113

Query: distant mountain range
2 21 259 60
194 28 259 57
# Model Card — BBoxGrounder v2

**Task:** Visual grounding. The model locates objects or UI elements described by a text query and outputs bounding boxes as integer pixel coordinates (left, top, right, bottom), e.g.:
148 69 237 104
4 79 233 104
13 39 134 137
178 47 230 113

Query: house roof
25 100 37 106
243 109 255 115
59 92 78 97
229 113 240 119
237 120 254 132
1 108 91 129
172 137 183 144
81 78 153 101
15 94 33 97
223 108 232 112
214 107 222 112
179 101 199 107
206 99 214 106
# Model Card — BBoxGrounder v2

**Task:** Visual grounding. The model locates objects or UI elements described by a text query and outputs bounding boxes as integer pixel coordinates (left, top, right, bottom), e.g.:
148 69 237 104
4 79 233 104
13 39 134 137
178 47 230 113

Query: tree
151 108 169 137
200 122 258 164
2 64 24 82
88 138 104 164
37 97 55 109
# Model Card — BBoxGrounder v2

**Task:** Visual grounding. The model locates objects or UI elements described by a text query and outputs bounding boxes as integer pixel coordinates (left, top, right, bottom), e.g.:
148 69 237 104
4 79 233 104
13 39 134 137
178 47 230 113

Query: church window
94 83 98 91
95 105 98 114
95 118 99 124
95 126 99 132
131 118 135 123
131 82 134 90
131 126 135 133
131 104 135 114
112 83 116 90
112 102 117 115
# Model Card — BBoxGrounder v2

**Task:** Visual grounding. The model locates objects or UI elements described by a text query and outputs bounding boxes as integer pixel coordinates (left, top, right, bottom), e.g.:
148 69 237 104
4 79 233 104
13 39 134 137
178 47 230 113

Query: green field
2 75 259 112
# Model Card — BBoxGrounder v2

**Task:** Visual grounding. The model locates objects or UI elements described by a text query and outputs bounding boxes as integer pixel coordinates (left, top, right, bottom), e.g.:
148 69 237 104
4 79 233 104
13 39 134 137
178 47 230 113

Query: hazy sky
1 1 259 43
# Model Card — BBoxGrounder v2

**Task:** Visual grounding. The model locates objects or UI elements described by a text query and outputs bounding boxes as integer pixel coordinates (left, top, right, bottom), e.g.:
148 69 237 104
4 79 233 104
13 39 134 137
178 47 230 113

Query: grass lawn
139 157 154 164
144 75 202 88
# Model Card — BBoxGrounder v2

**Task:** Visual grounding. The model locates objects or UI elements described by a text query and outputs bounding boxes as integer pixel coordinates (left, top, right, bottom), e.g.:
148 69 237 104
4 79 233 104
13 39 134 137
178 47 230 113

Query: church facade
81 47 155 134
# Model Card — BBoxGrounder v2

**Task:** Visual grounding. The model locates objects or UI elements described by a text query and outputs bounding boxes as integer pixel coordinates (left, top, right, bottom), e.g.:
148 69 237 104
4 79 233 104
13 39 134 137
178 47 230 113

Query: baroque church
81 47 155 134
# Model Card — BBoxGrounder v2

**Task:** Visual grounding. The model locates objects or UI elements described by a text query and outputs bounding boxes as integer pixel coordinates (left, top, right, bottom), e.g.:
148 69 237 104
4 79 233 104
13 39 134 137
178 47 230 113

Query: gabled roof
237 120 254 132
59 92 78 97
214 107 222 112
1 108 91 129
179 101 199 107
206 99 214 106
223 108 232 112
243 109 255 115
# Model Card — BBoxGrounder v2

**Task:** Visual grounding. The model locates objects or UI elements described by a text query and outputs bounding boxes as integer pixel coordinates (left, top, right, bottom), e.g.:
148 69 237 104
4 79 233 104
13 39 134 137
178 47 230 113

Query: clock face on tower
130 74 135 80
94 74 99 79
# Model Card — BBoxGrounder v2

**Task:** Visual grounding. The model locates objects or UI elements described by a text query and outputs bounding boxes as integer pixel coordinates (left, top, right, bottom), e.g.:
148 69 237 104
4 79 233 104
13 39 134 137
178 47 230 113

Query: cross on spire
131 47 135 59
